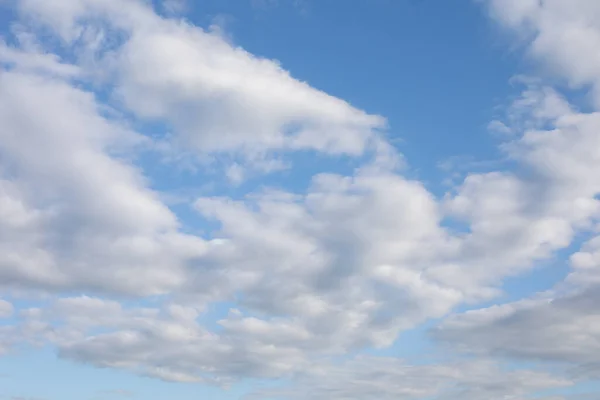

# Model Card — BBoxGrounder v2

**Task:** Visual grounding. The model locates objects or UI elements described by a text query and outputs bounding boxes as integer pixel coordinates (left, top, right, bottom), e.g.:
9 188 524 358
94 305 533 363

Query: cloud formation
1 0 600 398
433 0 600 390
251 357 572 400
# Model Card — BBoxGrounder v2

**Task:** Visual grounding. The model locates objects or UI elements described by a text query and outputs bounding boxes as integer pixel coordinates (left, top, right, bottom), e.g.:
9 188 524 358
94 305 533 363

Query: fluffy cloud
486 0 600 102
434 232 600 374
115 22 384 157
188 168 462 353
432 0 600 384
0 2 425 377
569 235 600 285
185 83 600 355
12 296 309 384
0 0 438 383
1 0 600 398
438 85 600 290
0 66 207 296
18 0 385 164
8 295 574 398
435 284 600 371
0 38 81 78
0 0 386 298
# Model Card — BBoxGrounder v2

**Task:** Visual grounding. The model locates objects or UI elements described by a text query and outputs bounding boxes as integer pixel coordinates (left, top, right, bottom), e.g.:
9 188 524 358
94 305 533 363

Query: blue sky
178 0 518 191
1 0 600 399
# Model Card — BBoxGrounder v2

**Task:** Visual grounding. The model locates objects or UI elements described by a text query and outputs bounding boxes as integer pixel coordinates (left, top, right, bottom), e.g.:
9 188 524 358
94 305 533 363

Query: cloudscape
1 0 600 399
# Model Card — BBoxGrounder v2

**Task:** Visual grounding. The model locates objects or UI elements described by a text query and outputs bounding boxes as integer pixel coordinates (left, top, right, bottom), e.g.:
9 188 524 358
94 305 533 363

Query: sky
0 0 600 399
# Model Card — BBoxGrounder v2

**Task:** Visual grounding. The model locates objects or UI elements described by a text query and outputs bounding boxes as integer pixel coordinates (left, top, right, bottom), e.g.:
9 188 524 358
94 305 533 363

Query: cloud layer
1 0 600 398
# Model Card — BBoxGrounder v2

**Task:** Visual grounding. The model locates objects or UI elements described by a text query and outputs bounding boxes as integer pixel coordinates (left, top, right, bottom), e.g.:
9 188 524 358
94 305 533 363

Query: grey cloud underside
435 284 600 368
1 0 600 398
248 357 572 400
434 235 600 375
4 296 575 399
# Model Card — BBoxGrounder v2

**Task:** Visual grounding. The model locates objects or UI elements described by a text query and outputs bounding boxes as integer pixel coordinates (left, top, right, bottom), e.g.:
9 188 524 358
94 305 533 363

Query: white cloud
435 83 600 296
0 0 400 356
1 0 600 397
0 299 13 318
0 38 80 78
115 21 385 156
0 61 207 296
432 0 600 383
12 296 308 384
0 1 451 380
17 0 385 170
190 168 462 352
569 235 600 285
486 0 600 102
8 296 575 398
2 22 599 385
